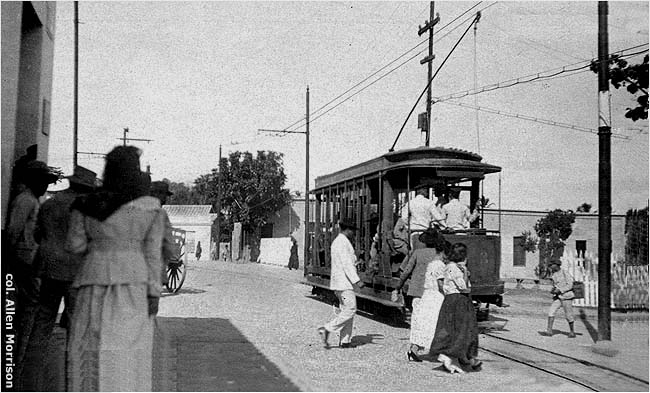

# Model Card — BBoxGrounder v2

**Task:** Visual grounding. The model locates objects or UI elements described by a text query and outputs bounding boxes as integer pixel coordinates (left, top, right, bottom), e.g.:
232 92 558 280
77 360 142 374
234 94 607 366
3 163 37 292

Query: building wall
1 1 56 226
268 198 313 265
483 209 626 279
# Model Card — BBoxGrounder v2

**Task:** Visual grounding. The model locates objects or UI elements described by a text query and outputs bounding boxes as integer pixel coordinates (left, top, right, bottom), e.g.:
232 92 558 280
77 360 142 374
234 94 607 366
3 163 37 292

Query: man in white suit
318 219 365 349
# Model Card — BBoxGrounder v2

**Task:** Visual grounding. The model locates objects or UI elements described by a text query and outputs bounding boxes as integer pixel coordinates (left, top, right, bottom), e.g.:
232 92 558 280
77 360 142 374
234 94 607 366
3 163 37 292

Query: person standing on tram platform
317 219 364 349
401 186 446 248
442 188 480 230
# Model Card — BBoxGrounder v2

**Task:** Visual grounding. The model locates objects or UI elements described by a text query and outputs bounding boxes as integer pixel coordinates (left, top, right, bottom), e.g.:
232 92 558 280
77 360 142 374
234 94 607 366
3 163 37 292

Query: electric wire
432 45 648 103
279 2 491 132
438 100 630 139
390 12 483 151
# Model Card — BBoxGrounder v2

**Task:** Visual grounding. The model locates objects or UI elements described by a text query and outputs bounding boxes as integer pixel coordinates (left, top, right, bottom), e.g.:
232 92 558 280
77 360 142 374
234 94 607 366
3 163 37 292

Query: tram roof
313 146 501 191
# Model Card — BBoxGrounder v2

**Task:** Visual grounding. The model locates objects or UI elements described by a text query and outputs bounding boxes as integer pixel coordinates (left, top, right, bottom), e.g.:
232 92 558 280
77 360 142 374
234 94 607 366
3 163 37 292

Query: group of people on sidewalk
317 219 481 374
5 145 176 391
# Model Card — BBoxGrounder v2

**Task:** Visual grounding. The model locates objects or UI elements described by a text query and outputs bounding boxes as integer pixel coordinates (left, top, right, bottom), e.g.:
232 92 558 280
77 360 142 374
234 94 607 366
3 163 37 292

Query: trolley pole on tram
258 86 311 268
597 1 612 341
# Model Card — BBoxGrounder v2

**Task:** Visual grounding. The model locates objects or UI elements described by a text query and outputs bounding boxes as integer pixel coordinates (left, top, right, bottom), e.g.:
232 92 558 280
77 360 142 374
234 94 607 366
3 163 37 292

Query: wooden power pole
73 1 79 168
597 1 612 341
418 2 439 147
216 144 222 260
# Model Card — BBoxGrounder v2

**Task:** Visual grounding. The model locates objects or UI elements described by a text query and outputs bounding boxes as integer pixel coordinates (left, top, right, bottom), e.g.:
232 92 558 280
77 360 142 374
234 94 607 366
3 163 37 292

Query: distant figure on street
195 241 203 261
21 166 96 391
392 228 447 361
318 220 364 349
66 146 165 391
150 180 175 285
287 236 299 270
401 186 446 248
5 160 59 384
429 243 482 373
544 261 576 338
442 188 480 230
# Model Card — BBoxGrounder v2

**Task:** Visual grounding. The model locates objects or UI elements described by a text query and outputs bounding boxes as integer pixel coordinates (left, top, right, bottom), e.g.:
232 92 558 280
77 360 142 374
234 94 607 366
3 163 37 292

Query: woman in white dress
393 228 447 361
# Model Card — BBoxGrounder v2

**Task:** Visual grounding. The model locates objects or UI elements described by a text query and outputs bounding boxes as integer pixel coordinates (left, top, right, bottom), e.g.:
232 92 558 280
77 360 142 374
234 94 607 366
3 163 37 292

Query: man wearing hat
317 219 365 349
20 166 97 389
150 181 175 286
5 160 60 379
545 260 576 338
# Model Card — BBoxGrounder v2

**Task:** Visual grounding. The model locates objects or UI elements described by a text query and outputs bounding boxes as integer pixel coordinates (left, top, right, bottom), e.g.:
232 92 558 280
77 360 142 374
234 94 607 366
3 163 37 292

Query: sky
48 1 649 214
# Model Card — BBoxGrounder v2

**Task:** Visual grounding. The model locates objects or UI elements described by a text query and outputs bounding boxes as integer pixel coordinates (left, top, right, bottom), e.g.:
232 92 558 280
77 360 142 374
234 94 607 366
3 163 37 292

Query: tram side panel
444 234 504 306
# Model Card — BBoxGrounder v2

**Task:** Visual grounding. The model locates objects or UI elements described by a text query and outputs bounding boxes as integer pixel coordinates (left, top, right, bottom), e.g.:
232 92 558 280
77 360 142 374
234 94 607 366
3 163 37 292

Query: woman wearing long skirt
66 146 165 391
429 242 481 373
393 228 446 361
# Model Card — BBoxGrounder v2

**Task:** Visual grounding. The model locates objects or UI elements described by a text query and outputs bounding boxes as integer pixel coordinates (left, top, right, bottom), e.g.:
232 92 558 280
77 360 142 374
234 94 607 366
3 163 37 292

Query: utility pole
258 86 310 268
73 1 79 168
597 1 612 342
305 87 310 269
418 2 439 147
117 127 153 146
216 144 222 260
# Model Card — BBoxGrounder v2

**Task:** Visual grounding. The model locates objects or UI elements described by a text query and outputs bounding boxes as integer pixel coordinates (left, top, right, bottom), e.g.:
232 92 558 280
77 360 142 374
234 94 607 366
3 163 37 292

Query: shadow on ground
153 317 298 392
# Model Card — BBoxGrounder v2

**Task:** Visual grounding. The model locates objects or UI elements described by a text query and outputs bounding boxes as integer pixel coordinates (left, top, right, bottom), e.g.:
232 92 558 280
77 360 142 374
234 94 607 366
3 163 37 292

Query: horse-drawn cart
165 228 188 293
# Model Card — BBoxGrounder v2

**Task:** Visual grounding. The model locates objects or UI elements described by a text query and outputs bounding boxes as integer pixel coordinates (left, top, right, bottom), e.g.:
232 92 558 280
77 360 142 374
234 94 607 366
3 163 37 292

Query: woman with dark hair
393 228 447 362
429 242 481 374
66 146 165 391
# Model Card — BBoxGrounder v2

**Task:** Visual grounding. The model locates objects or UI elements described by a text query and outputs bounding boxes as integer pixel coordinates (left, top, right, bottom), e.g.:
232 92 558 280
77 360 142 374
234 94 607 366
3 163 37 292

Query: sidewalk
491 285 649 382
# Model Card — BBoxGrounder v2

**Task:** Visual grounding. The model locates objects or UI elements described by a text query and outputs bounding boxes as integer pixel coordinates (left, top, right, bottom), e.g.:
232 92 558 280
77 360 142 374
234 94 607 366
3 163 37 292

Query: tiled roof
163 205 213 217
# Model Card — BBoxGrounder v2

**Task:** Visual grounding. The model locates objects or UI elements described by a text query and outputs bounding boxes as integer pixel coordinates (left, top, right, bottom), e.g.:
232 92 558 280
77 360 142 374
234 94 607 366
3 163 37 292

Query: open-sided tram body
304 146 504 314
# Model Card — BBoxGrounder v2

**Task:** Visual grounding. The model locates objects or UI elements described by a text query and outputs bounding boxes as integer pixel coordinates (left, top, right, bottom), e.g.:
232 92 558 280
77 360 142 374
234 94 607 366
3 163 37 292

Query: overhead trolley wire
279 2 493 132
432 44 649 103
438 100 630 139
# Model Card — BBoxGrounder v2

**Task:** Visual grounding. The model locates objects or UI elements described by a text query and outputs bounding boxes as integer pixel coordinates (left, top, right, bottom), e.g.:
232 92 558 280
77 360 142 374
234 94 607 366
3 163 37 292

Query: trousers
548 298 575 322
324 290 357 345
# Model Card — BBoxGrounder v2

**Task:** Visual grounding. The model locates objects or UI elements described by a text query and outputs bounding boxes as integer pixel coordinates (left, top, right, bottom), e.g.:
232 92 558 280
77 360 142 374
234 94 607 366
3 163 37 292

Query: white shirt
401 195 446 231
442 198 478 230
329 233 360 291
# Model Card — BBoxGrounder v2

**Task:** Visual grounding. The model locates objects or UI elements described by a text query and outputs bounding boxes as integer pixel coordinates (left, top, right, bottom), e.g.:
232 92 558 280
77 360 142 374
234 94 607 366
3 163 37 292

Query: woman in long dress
429 242 481 373
393 228 447 361
66 146 165 391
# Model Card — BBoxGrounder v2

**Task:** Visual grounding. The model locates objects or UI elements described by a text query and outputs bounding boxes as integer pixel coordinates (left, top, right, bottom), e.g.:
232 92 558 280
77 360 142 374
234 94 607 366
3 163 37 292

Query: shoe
568 332 576 338
340 343 355 349
407 350 422 362
469 358 483 370
317 327 329 348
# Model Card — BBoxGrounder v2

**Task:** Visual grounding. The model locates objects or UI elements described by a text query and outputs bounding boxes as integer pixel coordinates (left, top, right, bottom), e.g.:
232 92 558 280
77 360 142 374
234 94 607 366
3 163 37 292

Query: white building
163 205 217 260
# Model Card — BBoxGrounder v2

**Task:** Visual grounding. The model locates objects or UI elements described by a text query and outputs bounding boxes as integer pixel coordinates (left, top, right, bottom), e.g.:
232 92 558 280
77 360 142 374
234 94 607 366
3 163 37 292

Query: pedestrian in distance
544 261 576 338
429 242 482 374
150 180 175 286
5 160 60 384
392 228 447 362
318 219 364 349
66 146 166 391
20 166 97 391
287 236 299 270
195 241 202 261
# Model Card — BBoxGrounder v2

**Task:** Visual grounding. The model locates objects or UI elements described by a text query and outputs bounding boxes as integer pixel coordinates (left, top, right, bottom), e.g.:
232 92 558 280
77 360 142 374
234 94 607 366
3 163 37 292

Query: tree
166 179 209 205
534 209 576 278
193 150 292 261
625 207 649 265
576 202 592 213
590 54 648 121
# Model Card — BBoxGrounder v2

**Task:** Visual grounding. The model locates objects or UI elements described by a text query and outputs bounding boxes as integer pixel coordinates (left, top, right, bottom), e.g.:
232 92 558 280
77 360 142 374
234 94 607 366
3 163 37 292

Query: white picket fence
561 250 649 309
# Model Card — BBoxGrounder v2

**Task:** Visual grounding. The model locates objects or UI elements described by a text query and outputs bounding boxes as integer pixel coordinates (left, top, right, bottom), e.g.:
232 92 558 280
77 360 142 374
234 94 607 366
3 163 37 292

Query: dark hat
66 166 97 189
418 228 439 246
25 160 59 184
338 219 358 230
151 181 173 196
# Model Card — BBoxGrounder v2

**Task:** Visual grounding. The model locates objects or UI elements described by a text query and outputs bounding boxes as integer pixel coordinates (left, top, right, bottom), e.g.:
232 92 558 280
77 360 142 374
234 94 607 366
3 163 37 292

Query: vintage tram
304 146 504 317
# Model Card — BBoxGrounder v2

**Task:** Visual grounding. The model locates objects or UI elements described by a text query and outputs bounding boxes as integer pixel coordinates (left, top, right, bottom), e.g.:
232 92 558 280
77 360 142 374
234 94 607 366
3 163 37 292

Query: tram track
480 333 649 391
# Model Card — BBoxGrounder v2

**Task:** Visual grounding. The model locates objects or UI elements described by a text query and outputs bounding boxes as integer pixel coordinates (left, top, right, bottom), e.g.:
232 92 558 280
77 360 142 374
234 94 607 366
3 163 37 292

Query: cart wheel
165 259 187 293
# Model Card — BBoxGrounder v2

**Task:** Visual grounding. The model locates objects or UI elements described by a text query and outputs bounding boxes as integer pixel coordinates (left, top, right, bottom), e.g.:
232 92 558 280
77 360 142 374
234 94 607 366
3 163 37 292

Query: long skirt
68 284 153 391
410 289 444 350
429 293 478 360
